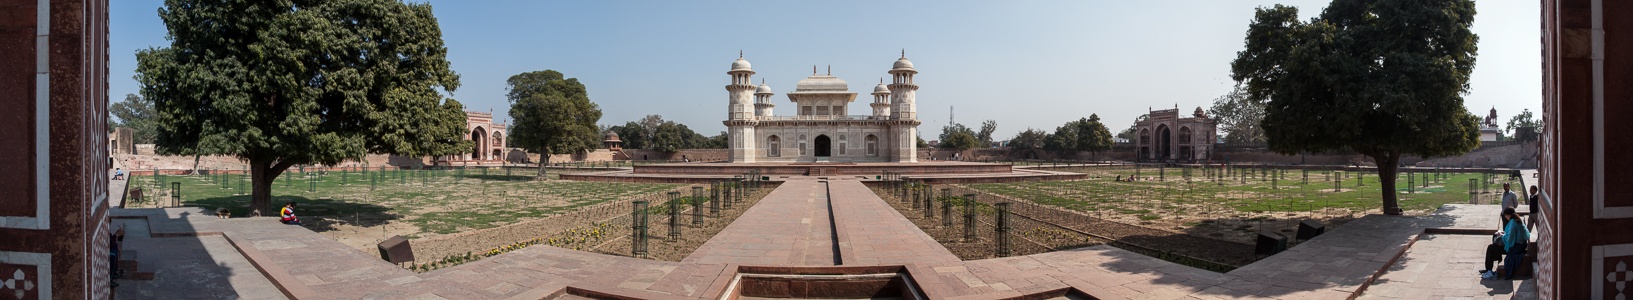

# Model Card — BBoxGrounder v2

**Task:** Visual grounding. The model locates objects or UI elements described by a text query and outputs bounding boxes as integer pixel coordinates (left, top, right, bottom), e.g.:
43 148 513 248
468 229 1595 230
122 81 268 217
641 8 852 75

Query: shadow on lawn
185 195 401 233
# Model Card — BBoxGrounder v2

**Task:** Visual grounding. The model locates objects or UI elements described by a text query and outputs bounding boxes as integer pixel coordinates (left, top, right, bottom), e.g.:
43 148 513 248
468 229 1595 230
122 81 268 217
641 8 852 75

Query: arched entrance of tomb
1155 125 1171 160
492 149 503 160
814 135 832 157
471 127 487 160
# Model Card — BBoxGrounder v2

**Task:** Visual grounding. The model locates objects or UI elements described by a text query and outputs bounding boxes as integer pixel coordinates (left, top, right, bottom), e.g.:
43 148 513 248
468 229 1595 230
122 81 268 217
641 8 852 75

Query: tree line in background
1000 115 1113 159
606 115 727 152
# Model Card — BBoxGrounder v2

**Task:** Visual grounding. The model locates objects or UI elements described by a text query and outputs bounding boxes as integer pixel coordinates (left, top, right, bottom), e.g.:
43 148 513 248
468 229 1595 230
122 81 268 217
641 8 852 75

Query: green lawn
128 167 680 235
970 166 1524 217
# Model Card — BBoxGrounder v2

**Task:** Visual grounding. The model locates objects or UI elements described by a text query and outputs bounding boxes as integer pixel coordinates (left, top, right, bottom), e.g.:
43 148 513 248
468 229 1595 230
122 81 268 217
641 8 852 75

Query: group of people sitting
1481 183 1536 280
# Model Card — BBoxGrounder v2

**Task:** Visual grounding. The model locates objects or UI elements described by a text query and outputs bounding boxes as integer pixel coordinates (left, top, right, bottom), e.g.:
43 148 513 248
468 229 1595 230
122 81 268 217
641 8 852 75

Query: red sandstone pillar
0 0 112 298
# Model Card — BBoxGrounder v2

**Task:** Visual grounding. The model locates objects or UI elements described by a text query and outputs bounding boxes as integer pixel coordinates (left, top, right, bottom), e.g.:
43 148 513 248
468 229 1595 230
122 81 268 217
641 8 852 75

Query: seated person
279 202 301 225
113 168 124 180
1481 208 1529 279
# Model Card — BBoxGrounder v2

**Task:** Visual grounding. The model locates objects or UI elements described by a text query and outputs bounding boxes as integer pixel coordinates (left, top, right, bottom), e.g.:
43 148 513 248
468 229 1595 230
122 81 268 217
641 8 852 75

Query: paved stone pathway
103 182 1538 299
682 179 958 266
827 180 960 265
111 218 286 300
682 179 837 265
1358 234 1533 300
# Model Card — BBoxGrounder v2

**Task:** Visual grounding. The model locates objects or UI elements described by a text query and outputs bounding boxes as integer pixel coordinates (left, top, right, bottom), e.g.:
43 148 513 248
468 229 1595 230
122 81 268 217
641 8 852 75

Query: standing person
279 202 301 225
1500 183 1518 228
1527 185 1540 230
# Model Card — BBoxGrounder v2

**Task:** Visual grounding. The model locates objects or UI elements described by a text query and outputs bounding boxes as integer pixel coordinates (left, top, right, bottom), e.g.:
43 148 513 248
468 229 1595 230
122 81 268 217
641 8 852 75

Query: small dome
756 83 773 94
795 74 849 92
604 130 621 141
731 57 752 71
873 83 891 93
892 57 914 70
1193 107 1207 118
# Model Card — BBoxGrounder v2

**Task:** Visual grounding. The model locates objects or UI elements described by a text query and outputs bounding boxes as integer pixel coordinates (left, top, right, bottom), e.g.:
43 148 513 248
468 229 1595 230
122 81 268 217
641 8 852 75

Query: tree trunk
535 145 549 180
249 159 292 215
187 154 202 175
1371 151 1403 215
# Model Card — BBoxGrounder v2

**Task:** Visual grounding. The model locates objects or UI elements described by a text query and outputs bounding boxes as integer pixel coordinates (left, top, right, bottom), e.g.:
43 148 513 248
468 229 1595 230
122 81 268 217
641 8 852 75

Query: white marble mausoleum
723 53 922 163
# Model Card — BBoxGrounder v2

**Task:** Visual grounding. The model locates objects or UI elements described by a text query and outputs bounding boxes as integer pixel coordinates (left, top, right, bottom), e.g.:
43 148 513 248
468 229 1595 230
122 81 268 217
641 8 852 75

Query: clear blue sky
110 0 1541 140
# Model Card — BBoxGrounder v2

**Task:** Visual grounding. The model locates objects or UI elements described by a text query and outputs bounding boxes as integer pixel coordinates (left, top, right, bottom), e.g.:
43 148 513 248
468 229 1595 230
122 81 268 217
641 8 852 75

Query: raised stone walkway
109 179 1536 299
682 180 838 265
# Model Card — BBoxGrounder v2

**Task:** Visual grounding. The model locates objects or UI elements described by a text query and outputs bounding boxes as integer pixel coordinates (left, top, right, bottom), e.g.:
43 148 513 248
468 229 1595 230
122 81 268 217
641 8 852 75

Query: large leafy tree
1008 128 1048 159
137 0 470 213
938 123 981 153
506 70 603 178
1041 116 1112 159
1075 114 1114 159
1231 1 1481 215
110 94 158 144
608 121 647 150
1208 87 1268 143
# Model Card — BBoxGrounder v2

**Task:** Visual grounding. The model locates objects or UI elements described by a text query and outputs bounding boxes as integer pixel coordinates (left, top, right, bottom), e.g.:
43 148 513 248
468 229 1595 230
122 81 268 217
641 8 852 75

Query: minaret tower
888 51 920 162
870 78 892 118
754 79 776 117
725 52 758 162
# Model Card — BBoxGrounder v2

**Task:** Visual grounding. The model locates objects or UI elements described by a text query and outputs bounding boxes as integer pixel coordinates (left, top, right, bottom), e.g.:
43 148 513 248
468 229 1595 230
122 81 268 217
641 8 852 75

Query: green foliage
608 115 720 152
506 70 603 157
135 0 470 212
1208 87 1266 143
608 122 646 150
1506 108 1540 142
917 136 929 148
1230 1 1481 214
1043 115 1113 156
977 120 998 146
110 94 158 143
939 123 981 151
1008 128 1048 154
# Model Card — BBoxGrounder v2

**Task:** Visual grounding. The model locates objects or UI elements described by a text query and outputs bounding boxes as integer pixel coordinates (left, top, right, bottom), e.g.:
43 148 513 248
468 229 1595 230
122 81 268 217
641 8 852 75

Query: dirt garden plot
125 167 682 255
966 165 1524 256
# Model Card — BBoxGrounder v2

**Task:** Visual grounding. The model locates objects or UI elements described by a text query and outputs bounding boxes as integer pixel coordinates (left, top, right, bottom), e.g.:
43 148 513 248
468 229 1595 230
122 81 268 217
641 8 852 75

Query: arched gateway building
723 53 922 163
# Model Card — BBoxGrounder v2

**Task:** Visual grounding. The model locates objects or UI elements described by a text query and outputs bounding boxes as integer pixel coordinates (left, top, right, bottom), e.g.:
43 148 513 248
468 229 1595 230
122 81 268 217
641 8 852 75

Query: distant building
439 111 508 163
1479 107 1502 142
723 53 922 162
1135 106 1217 162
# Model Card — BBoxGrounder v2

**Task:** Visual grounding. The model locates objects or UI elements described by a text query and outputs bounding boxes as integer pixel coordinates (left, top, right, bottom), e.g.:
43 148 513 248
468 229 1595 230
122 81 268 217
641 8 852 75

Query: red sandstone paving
107 186 1532 299
826 180 960 265
681 180 836 266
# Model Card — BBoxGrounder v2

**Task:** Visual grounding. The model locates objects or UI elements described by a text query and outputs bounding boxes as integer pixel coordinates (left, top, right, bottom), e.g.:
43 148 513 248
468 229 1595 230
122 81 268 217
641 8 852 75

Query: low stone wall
1415 142 1537 168
621 149 730 162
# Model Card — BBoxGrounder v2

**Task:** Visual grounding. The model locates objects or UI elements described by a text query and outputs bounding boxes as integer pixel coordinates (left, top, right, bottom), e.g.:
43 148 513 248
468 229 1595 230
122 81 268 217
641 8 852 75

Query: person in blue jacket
1482 208 1530 279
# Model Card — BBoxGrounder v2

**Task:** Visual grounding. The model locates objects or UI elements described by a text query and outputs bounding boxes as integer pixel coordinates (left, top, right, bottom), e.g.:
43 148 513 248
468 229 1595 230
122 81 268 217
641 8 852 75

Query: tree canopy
1043 115 1113 158
1008 128 1048 159
136 0 470 212
1208 87 1267 143
1230 0 1481 214
606 115 723 152
1506 108 1540 142
977 120 997 147
505 70 602 177
110 94 158 143
938 123 981 152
